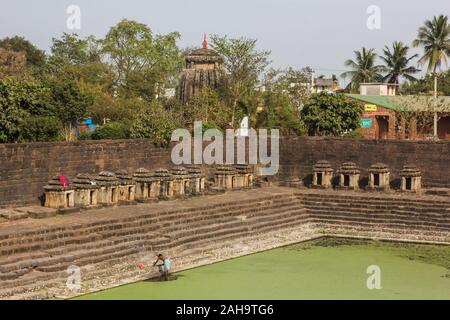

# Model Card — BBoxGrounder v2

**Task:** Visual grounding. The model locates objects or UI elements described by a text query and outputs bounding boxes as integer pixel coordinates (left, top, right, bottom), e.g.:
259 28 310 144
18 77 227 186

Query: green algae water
76 238 450 300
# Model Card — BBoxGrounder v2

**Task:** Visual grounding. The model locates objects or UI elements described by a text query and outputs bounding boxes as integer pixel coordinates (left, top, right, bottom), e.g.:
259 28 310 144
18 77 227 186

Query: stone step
309 214 450 232
315 223 449 239
305 206 450 227
302 204 450 222
0 204 303 284
298 193 450 206
0 194 297 245
299 197 450 210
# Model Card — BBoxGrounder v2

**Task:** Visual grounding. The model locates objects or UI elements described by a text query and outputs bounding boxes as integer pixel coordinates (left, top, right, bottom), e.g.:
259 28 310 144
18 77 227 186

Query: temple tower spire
203 33 208 49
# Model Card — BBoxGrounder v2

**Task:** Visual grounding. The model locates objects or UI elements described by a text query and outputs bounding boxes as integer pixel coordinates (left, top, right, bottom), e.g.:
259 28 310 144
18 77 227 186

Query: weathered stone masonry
278 137 450 188
0 140 172 207
1 137 449 208
0 187 449 300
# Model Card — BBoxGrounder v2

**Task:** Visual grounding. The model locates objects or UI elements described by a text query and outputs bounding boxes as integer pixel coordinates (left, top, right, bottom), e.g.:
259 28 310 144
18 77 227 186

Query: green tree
210 35 271 126
130 101 181 146
19 115 62 142
412 15 450 73
263 67 312 111
380 41 420 84
412 14 450 138
341 47 383 92
260 89 305 136
102 19 182 100
184 87 229 129
301 92 363 136
403 70 450 95
0 77 52 142
259 67 312 135
46 79 93 141
0 48 27 79
46 33 114 86
0 36 46 67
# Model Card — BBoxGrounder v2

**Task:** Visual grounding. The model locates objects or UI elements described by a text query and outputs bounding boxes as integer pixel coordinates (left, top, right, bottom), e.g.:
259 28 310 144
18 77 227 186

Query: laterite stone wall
0 137 449 207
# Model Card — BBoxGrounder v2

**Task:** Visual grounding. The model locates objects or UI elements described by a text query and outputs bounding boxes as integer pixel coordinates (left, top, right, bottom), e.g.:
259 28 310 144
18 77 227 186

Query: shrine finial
203 33 208 49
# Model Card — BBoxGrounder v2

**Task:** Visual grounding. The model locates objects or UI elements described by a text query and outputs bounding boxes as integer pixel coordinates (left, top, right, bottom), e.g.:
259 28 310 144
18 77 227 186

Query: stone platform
0 187 449 300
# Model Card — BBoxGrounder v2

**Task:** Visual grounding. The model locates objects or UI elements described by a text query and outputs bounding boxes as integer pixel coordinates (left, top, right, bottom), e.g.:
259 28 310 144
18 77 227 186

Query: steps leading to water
296 190 450 243
0 187 449 300
0 189 311 299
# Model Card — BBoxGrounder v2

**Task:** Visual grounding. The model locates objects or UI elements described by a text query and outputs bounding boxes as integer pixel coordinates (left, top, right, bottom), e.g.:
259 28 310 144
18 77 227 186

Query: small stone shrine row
44 165 254 210
311 161 422 192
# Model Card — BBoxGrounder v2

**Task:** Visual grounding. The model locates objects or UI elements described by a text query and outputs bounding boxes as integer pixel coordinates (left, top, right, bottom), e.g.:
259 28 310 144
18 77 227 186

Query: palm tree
380 41 420 84
412 15 450 73
341 47 384 92
413 15 450 137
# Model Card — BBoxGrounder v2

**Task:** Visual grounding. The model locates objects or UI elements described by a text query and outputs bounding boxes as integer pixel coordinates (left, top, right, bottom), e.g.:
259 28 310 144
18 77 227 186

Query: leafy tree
130 101 181 146
380 41 420 84
403 69 450 95
258 67 312 135
0 97 27 143
263 67 312 111
19 115 61 142
86 90 145 124
46 33 114 86
184 87 229 129
50 33 91 65
0 48 27 79
210 35 271 126
412 15 450 73
0 36 46 67
102 19 182 100
301 92 363 136
260 89 305 136
46 79 93 141
341 47 384 92
0 77 52 142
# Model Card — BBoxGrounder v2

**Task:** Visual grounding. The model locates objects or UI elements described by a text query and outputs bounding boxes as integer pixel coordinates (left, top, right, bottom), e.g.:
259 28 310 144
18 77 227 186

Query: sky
0 0 448 85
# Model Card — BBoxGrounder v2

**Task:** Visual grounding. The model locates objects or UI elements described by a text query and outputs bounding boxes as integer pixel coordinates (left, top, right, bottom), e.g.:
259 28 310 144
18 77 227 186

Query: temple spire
203 33 208 49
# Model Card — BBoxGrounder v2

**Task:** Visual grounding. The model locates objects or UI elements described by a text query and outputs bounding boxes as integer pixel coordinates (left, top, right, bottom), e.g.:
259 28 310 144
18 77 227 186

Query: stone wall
278 137 450 188
0 140 172 207
0 137 449 207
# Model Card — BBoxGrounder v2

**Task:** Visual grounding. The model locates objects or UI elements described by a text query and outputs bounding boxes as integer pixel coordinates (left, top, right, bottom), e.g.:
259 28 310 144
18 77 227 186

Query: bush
91 121 131 140
131 102 181 146
77 131 93 141
19 115 62 142
301 92 363 136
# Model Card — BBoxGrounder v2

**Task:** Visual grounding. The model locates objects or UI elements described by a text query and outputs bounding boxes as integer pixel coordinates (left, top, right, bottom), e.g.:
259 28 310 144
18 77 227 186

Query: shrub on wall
90 121 131 140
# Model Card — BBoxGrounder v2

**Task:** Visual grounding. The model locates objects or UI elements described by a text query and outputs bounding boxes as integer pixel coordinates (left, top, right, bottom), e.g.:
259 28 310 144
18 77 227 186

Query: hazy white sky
0 0 448 83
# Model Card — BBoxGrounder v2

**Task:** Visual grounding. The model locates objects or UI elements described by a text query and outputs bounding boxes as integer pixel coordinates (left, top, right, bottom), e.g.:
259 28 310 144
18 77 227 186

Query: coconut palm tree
380 41 420 84
412 15 450 137
412 15 450 73
341 47 384 92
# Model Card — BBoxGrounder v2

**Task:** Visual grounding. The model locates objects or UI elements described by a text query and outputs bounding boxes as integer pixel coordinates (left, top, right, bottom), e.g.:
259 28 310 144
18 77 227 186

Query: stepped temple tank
179 35 224 103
